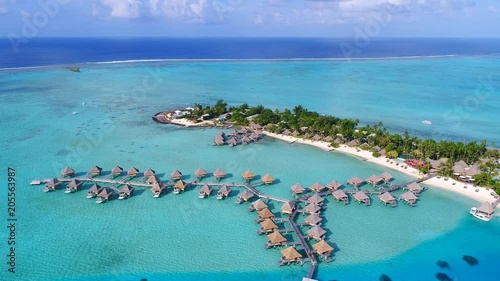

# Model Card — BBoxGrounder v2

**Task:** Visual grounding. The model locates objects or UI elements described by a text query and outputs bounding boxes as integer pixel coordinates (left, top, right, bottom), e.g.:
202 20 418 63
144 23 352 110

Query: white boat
96 198 103 204
43 188 51 193
72 111 78 115
469 207 493 222
86 193 94 199
118 195 125 200
153 193 160 198
198 193 207 199
217 194 224 200
422 120 432 125
30 179 42 185
82 102 86 105
173 188 180 195
65 188 72 194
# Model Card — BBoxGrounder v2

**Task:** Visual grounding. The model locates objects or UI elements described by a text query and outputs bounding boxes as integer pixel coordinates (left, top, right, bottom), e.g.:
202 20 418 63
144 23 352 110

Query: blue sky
1 0 500 37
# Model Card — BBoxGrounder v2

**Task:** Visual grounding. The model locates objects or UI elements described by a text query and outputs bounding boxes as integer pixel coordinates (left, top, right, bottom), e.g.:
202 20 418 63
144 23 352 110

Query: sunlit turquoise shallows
0 58 499 281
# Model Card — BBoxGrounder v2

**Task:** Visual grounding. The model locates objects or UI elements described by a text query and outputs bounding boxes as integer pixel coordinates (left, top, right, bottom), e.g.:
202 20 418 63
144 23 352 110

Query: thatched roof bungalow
260 219 279 233
238 190 254 202
213 168 226 179
89 166 102 177
312 240 334 256
127 167 139 177
309 182 326 193
143 168 156 177
304 203 322 214
45 178 61 190
111 166 123 176
66 179 82 191
290 183 306 195
61 167 75 177
217 184 232 199
400 191 418 206
379 192 396 206
267 231 287 246
407 182 423 194
308 193 324 205
353 191 370 205
258 208 275 220
366 175 383 185
307 225 326 240
326 180 342 190
261 174 275 185
199 184 213 197
379 171 393 183
251 199 268 211
281 247 302 261
304 213 322 226
170 170 183 180
194 168 207 179
332 189 348 203
281 201 294 215
242 170 256 181
348 176 364 187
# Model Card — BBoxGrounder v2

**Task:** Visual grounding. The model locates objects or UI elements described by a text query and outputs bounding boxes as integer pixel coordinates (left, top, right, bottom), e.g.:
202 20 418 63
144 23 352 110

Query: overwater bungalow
96 188 113 204
86 184 103 199
470 202 495 221
216 131 225 137
227 138 238 147
214 137 225 146
44 178 61 192
366 175 383 185
65 179 82 193
118 185 134 200
304 213 322 226
379 192 397 207
242 170 256 181
261 174 275 185
259 219 279 235
257 208 275 221
217 184 232 200
309 181 326 193
266 231 287 248
249 122 262 130
239 127 248 134
111 166 123 177
213 168 226 179
173 180 187 194
194 168 207 179
146 176 160 185
307 225 326 240
151 183 165 198
61 166 75 177
312 240 334 261
407 182 424 194
249 199 268 212
199 184 213 199
171 170 183 181
353 191 370 205
400 191 418 206
290 183 306 196
279 247 302 265
332 189 348 204
127 167 140 178
236 189 254 203
143 168 156 178
241 136 251 144
326 180 342 191
304 203 322 214
379 171 394 183
348 176 364 187
88 166 102 177
308 193 324 205
230 129 239 136
281 201 295 215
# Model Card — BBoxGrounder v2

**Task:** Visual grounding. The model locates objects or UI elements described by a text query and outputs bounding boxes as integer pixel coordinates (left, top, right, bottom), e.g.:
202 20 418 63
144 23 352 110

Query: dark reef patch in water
379 274 392 281
436 273 453 281
437 260 450 269
56 148 71 156
462 255 478 266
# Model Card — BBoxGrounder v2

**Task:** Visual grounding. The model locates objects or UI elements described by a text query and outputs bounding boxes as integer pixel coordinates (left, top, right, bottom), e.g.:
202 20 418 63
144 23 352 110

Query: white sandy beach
168 118 214 127
263 131 499 208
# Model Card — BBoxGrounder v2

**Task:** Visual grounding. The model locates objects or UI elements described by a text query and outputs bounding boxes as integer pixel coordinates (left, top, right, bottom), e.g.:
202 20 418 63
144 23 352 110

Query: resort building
151 183 165 198
198 184 213 198
280 247 302 263
217 184 232 200
146 176 160 185
304 213 322 226
65 179 82 193
61 166 75 177
242 170 256 181
257 208 275 221
119 185 134 200
400 191 418 206
237 190 254 203
266 231 287 248
366 175 383 185
304 203 322 214
173 180 187 194
379 192 397 206
170 170 183 181
379 171 394 183
307 225 327 240
261 174 275 185
312 240 334 260
44 178 61 192
213 168 226 179
407 182 424 194
127 167 139 177
326 180 342 191
332 189 348 204
347 176 364 187
88 166 102 177
290 183 306 196
309 182 326 193
194 168 207 179
308 193 324 205
111 166 123 176
353 191 370 205
281 201 295 215
96 188 113 203
249 199 268 212
260 219 279 234
143 168 156 177
87 184 103 199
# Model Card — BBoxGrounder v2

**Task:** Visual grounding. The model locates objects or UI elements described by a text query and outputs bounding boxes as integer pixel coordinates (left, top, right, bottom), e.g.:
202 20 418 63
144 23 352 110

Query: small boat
65 188 72 194
469 207 493 222
173 188 180 195
96 198 103 204
422 120 432 125
198 193 207 199
30 179 42 185
82 102 86 106
153 193 161 198
86 193 95 199
43 187 51 193
72 111 78 115
118 195 125 200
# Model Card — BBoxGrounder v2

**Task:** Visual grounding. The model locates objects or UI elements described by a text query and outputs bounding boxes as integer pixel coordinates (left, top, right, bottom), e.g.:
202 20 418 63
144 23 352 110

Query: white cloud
100 0 142 18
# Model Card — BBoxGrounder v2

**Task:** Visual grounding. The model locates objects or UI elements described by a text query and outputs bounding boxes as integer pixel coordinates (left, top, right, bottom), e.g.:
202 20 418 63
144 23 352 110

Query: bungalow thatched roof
120 184 134 195
214 138 225 146
194 168 207 178
465 165 481 176
227 138 237 146
366 175 383 185
332 189 348 200
292 130 300 136
282 129 292 136
307 225 326 239
252 199 268 211
379 171 393 182
200 184 213 194
261 219 278 231
151 183 164 193
218 184 232 196
313 134 322 141
407 182 423 193
111 166 123 175
304 203 321 214
324 136 334 142
242 170 256 180
146 176 160 184
46 178 60 187
312 240 334 255
213 168 226 178
174 180 187 190
239 190 254 201
281 246 302 260
379 192 395 202
98 188 113 199
61 166 75 177
67 179 81 189
258 208 275 219
89 165 102 175
326 180 342 190
400 191 418 201
241 136 251 143
261 174 275 184
290 183 305 194
308 193 325 204
127 167 139 176
171 170 183 180
281 201 294 214
347 176 364 186
143 168 156 177
477 202 494 215
268 231 287 244
309 182 326 193
353 191 369 201
305 213 322 225
88 183 102 193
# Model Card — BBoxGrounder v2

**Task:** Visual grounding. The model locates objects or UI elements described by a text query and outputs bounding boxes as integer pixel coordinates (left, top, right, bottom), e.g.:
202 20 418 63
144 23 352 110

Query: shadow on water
437 260 451 269
379 274 392 281
462 255 478 266
436 272 453 281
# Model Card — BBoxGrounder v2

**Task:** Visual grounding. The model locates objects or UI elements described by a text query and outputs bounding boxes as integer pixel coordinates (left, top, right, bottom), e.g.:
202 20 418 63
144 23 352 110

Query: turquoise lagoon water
0 59 499 281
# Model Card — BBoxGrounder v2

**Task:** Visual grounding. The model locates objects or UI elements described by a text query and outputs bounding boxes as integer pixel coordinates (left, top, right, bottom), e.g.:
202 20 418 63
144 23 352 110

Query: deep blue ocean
1 37 500 68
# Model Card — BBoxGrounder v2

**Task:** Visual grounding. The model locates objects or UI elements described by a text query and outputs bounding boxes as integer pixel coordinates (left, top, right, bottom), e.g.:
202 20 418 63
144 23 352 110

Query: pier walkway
288 205 318 280
34 177 155 188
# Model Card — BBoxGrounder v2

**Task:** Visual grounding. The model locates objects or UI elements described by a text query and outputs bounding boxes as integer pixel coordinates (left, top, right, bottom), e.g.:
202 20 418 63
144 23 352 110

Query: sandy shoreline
263 131 499 208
